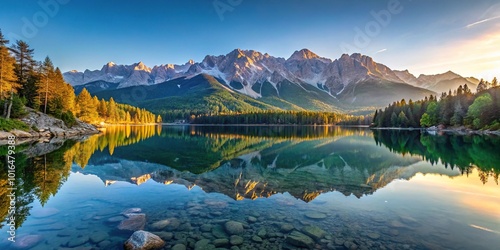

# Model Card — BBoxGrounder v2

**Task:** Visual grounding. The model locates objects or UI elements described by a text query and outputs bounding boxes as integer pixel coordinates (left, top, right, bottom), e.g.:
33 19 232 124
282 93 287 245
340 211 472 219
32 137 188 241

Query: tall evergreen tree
11 40 39 108
476 79 487 92
40 56 55 113
76 88 98 123
0 29 17 99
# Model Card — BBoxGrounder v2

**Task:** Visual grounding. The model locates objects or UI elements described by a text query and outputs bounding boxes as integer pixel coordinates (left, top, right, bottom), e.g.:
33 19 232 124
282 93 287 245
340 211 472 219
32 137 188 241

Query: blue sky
1 0 499 79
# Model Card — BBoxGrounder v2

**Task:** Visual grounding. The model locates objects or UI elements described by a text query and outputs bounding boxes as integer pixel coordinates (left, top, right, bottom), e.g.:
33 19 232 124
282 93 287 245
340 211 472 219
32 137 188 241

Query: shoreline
0 108 100 145
161 123 371 127
370 127 500 136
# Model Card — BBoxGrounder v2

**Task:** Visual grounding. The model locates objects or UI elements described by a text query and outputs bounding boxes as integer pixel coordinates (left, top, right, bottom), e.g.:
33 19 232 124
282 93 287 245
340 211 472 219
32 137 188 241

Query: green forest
372 80 500 130
190 110 371 125
0 29 159 128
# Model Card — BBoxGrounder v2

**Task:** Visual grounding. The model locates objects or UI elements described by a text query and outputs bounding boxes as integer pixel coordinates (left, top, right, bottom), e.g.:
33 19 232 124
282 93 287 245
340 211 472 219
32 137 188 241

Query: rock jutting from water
124 230 165 250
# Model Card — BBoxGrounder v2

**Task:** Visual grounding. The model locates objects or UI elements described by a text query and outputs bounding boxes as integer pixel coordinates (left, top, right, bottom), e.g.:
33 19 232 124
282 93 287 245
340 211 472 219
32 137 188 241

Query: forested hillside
0 29 158 129
373 80 500 130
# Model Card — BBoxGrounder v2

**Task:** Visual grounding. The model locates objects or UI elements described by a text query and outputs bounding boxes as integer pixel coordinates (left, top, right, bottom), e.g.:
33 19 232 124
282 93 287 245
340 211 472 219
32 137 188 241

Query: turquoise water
1 126 499 249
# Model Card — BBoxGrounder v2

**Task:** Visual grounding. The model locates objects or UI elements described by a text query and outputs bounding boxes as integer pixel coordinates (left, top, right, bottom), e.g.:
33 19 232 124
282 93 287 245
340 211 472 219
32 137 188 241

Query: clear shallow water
0 125 499 250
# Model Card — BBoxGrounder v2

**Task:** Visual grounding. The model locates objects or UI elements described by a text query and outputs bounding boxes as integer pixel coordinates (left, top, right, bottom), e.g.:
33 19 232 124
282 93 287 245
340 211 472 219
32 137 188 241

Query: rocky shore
425 125 500 136
0 108 99 145
371 126 500 136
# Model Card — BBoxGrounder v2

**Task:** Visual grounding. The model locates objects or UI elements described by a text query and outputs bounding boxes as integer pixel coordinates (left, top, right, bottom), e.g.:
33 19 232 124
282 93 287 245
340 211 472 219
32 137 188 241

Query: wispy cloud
375 48 387 54
466 15 500 28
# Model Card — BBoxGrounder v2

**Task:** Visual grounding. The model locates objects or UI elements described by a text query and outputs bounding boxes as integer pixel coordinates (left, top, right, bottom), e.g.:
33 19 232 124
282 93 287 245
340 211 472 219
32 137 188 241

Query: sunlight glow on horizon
406 31 500 80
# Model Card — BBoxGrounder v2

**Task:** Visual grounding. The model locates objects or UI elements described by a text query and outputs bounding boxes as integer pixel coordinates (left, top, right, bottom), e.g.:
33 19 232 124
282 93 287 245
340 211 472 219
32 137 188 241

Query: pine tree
398 111 409 127
476 79 487 93
107 97 117 122
40 56 55 113
0 29 17 99
450 101 465 126
76 88 98 123
390 112 398 127
492 77 498 88
55 68 76 114
97 98 108 118
11 40 39 108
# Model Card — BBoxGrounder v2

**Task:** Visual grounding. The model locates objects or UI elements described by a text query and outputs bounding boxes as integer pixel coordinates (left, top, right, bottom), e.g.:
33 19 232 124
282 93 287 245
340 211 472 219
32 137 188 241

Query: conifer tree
40 56 55 113
76 88 98 123
0 29 17 99
11 40 39 108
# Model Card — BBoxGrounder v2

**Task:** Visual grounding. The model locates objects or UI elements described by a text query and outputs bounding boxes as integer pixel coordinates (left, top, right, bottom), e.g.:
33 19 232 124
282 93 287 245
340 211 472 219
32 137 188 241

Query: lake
1 125 499 250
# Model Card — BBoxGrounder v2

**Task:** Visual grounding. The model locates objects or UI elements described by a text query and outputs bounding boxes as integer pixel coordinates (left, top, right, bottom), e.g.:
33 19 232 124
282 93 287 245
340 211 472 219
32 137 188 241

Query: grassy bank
0 117 30 131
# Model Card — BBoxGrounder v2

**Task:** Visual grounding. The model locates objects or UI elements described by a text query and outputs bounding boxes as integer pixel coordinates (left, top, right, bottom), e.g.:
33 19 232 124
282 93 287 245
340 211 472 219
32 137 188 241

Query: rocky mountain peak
289 49 318 60
133 61 151 72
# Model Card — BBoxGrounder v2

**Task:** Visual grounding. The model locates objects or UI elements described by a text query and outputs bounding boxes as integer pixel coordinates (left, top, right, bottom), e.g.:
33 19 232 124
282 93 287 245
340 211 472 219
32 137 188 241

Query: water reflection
373 129 500 184
0 125 498 249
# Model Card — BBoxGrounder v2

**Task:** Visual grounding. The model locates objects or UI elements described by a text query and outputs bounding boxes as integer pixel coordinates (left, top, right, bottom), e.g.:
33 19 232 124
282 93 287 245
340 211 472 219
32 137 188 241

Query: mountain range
64 49 478 112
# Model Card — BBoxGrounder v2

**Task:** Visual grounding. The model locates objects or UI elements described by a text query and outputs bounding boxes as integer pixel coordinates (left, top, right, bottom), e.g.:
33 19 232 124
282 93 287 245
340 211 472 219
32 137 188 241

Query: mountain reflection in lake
1 125 499 249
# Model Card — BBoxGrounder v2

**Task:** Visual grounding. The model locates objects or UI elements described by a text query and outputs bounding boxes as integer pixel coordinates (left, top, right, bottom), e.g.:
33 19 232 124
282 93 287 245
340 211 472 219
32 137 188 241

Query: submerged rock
280 223 295 233
367 232 380 240
118 213 146 231
252 235 263 243
257 228 267 238
31 207 59 218
304 211 327 220
150 218 180 231
302 225 326 240
200 224 213 232
90 231 109 243
122 208 142 214
286 231 315 248
107 215 126 223
229 235 244 245
67 236 89 247
212 225 228 239
224 221 244 235
213 238 230 247
247 216 257 223
124 230 165 250
194 239 213 250
151 231 173 240
12 235 43 249
172 244 187 250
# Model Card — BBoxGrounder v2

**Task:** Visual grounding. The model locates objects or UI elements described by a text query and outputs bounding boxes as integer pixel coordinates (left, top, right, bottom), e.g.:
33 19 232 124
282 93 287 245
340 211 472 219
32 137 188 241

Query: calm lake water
1 125 499 250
